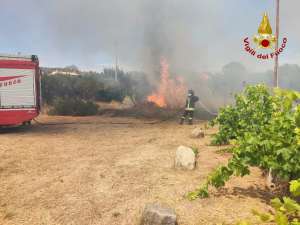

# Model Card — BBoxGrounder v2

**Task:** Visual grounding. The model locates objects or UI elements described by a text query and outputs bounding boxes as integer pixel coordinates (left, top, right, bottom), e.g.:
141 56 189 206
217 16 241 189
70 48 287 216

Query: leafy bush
189 83 300 200
48 96 99 116
206 83 277 145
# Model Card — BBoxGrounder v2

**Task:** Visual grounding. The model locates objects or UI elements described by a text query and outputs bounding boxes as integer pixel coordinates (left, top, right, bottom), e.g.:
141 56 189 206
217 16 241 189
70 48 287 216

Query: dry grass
112 102 217 121
0 113 289 225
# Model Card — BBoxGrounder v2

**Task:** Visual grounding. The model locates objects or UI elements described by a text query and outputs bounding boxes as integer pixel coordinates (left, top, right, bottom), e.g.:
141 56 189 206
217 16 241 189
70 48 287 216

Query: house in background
48 70 79 76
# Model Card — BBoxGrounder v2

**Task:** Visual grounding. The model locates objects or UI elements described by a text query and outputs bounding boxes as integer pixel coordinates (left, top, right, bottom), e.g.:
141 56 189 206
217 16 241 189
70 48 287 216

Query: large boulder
191 128 205 138
175 145 195 170
141 203 177 225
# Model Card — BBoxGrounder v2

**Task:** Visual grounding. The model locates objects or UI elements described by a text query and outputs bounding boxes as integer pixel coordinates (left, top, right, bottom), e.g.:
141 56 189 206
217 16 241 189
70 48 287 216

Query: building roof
48 70 79 76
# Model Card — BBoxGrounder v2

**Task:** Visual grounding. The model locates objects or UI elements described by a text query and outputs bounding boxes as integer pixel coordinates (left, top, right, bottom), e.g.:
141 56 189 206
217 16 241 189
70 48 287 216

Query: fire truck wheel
22 122 26 126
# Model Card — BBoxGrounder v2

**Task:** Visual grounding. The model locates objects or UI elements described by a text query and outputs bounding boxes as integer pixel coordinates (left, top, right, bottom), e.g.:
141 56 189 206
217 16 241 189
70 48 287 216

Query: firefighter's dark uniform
180 91 199 125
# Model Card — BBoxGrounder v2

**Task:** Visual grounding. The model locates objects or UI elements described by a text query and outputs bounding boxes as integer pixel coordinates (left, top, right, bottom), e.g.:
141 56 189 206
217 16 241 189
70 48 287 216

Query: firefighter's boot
188 118 193 125
180 117 184 125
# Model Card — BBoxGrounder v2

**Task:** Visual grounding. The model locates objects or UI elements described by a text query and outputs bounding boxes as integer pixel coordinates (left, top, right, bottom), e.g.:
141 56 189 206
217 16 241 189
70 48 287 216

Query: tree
41 66 152 105
73 75 101 100
222 62 247 93
41 74 79 103
278 64 300 91
63 64 79 73
102 67 126 80
124 71 152 105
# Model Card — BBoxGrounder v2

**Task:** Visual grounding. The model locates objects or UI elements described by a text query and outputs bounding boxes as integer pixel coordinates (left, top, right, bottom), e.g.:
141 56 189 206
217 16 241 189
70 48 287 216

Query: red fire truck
0 53 42 131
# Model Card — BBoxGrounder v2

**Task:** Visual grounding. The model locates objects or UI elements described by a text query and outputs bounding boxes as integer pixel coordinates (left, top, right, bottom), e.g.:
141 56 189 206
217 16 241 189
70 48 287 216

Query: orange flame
147 57 186 108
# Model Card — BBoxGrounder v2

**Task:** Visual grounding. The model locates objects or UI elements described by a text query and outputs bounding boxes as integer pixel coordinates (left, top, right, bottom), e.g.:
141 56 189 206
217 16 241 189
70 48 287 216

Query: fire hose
32 107 185 126
32 100 218 126
198 100 219 116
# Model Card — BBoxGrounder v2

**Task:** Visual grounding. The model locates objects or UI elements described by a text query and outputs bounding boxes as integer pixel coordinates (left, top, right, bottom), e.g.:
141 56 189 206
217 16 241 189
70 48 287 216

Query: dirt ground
0 109 289 225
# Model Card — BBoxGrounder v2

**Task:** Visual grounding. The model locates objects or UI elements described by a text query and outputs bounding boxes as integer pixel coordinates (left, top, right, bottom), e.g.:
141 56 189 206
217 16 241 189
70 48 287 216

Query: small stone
191 128 205 138
141 203 177 225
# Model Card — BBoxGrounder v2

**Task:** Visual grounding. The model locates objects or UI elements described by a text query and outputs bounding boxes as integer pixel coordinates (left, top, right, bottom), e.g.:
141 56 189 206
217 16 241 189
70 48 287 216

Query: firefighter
180 89 199 125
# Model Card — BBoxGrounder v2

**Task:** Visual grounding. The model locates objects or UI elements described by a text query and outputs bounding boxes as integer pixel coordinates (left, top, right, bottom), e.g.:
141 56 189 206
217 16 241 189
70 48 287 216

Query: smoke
139 1 210 83
1 0 300 108
1 0 224 70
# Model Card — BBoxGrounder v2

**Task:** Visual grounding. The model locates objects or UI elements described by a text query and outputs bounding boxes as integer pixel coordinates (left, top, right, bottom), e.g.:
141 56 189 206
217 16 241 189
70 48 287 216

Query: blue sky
0 0 299 73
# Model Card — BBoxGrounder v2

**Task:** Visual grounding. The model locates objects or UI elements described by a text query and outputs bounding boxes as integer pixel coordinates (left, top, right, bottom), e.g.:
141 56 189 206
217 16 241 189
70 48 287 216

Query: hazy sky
1 0 299 73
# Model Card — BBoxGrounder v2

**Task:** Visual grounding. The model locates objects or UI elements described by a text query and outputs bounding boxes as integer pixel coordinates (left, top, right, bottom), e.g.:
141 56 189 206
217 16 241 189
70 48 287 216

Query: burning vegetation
147 57 186 108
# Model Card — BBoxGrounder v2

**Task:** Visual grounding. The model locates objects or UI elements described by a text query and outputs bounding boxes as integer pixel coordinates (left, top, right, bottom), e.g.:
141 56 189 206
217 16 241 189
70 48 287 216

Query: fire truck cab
0 53 42 132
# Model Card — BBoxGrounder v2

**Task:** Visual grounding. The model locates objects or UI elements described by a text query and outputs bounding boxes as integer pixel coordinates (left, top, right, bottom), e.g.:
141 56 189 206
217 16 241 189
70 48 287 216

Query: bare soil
0 111 289 225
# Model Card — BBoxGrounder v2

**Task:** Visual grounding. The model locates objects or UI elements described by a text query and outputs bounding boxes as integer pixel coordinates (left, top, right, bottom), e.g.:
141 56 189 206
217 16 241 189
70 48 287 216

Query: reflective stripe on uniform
189 117 193 120
185 108 195 111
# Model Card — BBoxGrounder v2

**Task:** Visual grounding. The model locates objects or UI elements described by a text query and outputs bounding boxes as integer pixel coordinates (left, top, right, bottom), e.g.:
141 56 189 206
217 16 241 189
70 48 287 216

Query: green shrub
188 84 300 201
191 148 199 158
48 96 99 116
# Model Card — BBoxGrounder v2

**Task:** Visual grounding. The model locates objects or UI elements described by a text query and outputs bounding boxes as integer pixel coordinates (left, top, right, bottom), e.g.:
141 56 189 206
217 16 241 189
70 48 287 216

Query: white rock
191 128 205 138
175 145 195 170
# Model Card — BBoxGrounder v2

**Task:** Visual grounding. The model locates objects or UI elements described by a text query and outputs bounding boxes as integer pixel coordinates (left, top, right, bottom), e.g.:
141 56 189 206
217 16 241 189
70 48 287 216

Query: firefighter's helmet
188 89 194 96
